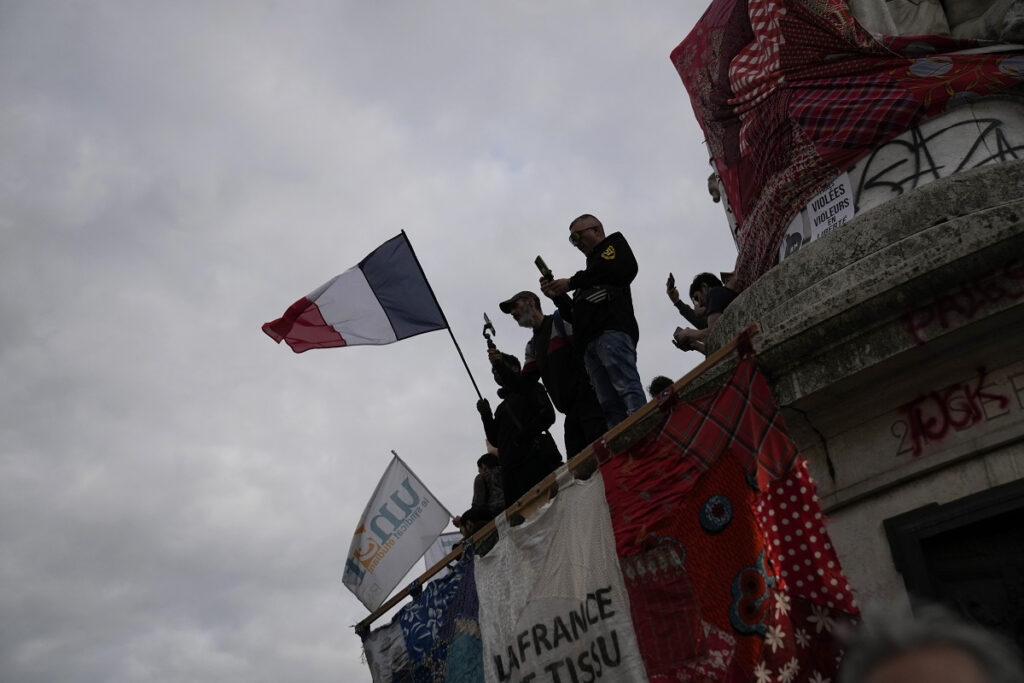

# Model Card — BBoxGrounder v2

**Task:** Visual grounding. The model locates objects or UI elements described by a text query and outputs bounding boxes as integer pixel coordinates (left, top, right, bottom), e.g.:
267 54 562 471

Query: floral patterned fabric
671 0 1024 289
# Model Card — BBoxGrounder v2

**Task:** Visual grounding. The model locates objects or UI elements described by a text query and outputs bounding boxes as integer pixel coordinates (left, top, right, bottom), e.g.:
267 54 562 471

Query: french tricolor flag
263 233 447 353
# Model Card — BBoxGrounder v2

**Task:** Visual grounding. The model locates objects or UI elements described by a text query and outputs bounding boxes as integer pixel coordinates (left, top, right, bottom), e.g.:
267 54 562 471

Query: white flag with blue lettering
344 455 452 610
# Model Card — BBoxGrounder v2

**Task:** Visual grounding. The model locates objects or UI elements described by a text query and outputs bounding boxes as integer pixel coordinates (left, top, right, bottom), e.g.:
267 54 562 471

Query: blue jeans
583 330 647 429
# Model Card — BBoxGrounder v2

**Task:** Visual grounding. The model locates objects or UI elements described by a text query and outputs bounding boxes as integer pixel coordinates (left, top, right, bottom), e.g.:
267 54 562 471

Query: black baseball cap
499 290 540 314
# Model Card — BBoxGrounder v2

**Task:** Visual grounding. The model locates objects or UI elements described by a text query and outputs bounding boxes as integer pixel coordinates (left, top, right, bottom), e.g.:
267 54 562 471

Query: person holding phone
665 271 708 329
539 213 646 428
672 272 738 354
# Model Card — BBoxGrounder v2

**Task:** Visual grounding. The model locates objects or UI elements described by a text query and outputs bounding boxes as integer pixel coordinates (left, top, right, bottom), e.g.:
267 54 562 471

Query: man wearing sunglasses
539 214 646 429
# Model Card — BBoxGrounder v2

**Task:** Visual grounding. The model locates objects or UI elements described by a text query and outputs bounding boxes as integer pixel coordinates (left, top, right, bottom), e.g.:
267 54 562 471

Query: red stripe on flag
261 297 348 353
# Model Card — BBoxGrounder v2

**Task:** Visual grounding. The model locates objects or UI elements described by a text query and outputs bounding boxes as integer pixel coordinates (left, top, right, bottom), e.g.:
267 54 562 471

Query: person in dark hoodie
476 353 563 506
539 213 646 428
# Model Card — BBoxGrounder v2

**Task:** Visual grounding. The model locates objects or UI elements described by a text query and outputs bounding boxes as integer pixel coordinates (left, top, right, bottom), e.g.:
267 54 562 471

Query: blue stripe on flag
359 234 447 340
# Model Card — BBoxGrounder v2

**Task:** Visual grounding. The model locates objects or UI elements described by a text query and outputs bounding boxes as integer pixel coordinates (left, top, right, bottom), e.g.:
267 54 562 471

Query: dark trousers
502 454 560 506
562 392 607 459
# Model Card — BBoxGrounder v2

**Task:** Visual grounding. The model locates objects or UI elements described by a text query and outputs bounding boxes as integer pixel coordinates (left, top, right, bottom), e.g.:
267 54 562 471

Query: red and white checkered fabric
671 0 1024 289
729 0 787 123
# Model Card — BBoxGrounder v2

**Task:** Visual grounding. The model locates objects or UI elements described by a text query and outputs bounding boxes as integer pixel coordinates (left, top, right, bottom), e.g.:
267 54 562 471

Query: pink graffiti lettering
897 367 1010 457
902 260 1024 345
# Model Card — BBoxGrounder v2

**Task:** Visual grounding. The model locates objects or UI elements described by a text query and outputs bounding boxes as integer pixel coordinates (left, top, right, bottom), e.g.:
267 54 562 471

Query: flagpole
401 230 483 401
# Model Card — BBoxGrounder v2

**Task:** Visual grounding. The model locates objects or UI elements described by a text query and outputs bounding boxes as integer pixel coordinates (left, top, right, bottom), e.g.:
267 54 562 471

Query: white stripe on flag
311 267 397 346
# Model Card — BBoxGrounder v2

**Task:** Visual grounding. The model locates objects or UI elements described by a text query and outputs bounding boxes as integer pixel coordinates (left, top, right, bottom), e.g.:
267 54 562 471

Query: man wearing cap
539 213 646 428
489 290 606 459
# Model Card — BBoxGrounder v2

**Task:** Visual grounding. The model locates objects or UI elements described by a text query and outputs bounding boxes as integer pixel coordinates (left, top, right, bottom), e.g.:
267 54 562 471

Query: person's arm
674 300 707 329
667 276 707 329
551 292 573 323
540 279 575 321
673 286 733 354
477 399 497 444
673 326 710 354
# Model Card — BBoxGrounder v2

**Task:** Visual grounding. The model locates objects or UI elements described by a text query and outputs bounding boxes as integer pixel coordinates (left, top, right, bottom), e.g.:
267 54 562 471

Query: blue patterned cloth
366 549 486 682
372 548 484 682
440 556 482 683
398 562 465 668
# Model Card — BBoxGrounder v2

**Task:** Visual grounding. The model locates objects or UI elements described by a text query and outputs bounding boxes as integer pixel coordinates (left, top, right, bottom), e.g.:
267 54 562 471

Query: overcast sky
0 2 736 681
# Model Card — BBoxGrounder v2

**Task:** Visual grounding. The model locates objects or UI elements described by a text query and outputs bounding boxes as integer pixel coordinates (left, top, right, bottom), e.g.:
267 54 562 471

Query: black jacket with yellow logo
561 231 639 347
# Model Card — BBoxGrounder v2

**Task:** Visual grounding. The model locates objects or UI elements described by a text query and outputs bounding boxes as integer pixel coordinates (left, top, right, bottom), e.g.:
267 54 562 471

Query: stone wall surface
678 159 1024 609
686 159 1024 402
715 161 1024 367
828 442 1024 610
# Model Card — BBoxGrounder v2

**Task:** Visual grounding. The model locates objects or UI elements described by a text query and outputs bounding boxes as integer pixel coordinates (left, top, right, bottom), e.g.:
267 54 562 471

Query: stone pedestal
687 160 1024 610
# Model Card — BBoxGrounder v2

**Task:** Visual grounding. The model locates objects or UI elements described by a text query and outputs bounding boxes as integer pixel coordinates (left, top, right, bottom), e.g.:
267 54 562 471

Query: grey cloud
1 3 734 682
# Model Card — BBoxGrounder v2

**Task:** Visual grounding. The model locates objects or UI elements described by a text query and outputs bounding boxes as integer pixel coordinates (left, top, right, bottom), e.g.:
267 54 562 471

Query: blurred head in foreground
840 605 1024 683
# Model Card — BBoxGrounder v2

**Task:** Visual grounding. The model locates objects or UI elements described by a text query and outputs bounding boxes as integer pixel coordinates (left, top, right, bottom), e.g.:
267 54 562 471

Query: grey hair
839 604 1024 683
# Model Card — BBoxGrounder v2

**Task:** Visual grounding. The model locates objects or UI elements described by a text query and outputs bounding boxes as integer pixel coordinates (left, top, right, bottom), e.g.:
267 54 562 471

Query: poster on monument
808 172 854 241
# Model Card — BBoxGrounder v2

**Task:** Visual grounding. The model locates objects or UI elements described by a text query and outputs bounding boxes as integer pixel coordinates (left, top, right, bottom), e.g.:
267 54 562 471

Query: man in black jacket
489 290 606 459
539 213 646 428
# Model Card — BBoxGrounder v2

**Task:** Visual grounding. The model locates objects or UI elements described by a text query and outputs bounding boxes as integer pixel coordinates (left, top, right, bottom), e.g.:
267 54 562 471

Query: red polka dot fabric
757 460 857 614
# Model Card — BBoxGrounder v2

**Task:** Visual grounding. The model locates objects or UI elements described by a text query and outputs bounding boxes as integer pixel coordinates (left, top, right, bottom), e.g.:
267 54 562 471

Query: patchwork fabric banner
360 358 859 682
671 0 1024 288
363 556 479 682
599 357 857 681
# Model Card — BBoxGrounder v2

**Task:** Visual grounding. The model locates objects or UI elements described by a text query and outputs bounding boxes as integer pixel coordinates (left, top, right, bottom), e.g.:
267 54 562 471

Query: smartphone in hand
536 256 554 281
